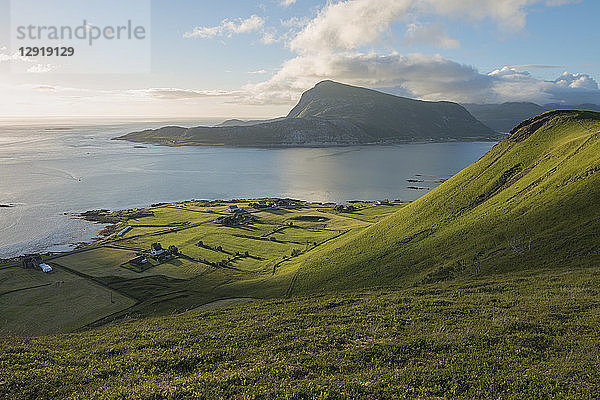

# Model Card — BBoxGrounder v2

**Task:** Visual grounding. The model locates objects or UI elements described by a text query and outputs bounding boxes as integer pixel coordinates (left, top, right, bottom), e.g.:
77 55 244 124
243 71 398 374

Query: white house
150 243 166 257
150 247 165 257
39 263 53 273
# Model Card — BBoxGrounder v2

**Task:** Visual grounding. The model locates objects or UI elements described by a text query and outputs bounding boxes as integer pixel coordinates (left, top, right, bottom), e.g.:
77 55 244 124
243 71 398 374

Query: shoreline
114 136 502 149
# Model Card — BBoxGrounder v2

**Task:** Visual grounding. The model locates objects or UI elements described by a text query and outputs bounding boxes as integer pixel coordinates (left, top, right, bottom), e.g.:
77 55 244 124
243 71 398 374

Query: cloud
288 0 579 53
240 52 494 104
404 23 460 49
281 16 310 29
248 70 268 75
144 88 237 100
26 64 56 73
184 15 265 39
414 0 581 30
0 51 30 63
9 0 589 118
239 52 600 106
235 0 594 107
0 50 57 73
485 67 600 104
511 64 563 70
35 85 56 91
261 31 280 44
280 0 296 6
554 71 598 90
290 0 412 53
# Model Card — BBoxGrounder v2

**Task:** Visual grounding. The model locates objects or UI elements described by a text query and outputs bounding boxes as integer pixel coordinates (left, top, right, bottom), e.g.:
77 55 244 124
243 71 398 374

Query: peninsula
114 81 500 147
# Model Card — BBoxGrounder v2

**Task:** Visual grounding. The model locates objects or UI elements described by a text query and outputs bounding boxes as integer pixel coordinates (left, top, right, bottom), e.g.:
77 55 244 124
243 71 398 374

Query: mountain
217 118 286 127
464 102 600 133
286 80 497 140
544 103 600 112
286 110 600 294
463 102 547 133
115 118 371 147
115 81 499 147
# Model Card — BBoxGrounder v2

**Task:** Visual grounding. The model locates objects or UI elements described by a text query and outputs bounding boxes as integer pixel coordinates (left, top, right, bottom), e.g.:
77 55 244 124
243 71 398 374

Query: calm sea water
0 120 495 258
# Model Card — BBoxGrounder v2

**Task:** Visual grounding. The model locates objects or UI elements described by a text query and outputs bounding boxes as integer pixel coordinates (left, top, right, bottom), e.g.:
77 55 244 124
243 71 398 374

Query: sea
0 119 496 258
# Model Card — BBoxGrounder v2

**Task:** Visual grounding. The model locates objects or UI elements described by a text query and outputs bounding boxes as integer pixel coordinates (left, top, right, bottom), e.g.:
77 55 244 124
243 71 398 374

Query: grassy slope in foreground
1 267 599 399
286 110 600 294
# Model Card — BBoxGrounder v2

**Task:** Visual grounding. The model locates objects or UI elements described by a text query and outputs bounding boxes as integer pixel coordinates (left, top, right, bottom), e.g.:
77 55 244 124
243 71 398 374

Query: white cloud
288 0 579 53
404 23 460 49
26 64 56 74
281 16 310 28
554 71 598 90
290 0 412 52
242 52 600 105
0 50 57 73
510 64 563 70
486 68 600 104
261 31 280 44
248 70 268 75
236 0 593 107
240 52 494 104
184 15 265 39
0 51 30 63
5 0 589 119
280 0 296 6
415 0 581 30
143 88 237 100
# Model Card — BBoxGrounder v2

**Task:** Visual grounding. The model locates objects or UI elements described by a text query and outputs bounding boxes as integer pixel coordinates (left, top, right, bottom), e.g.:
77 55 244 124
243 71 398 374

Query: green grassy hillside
285 110 600 294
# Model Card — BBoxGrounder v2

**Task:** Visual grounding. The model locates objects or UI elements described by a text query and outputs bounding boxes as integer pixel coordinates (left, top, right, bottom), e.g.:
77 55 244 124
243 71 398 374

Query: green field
0 267 134 336
51 247 140 278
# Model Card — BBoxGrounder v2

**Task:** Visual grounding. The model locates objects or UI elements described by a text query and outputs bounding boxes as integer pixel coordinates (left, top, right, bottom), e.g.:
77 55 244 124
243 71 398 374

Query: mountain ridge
463 101 600 132
115 80 499 147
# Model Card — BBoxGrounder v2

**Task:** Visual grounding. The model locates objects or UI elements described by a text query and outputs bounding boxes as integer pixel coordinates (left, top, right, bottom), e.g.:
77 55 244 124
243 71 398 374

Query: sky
1 0 600 120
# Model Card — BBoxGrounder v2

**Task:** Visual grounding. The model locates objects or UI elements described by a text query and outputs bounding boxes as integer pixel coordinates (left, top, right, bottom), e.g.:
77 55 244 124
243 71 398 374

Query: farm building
150 243 166 257
38 263 53 273
129 256 148 266
21 255 43 269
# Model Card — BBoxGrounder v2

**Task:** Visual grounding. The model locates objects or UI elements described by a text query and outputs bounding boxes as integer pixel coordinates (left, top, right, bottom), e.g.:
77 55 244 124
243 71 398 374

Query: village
0 198 406 335
10 198 404 276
